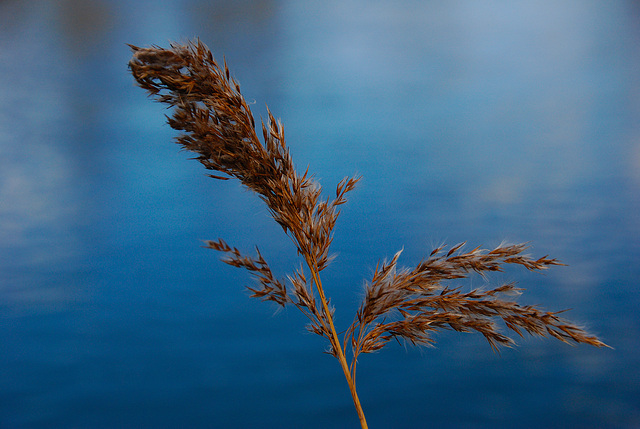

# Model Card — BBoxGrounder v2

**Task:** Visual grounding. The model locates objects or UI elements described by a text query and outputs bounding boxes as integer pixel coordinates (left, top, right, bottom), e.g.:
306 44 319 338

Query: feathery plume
129 40 607 429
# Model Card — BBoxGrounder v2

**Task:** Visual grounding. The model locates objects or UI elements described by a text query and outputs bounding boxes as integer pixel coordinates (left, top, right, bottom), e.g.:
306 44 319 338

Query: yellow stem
307 259 368 429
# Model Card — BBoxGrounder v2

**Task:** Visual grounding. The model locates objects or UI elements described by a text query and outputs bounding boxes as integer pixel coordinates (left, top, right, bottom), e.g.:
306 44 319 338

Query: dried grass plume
129 39 608 429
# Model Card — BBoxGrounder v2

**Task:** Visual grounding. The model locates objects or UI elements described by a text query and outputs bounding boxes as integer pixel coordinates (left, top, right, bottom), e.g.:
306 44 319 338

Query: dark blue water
1 1 639 427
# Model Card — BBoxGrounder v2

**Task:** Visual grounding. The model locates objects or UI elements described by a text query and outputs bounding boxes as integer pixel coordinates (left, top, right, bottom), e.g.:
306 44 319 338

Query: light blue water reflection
1 1 639 427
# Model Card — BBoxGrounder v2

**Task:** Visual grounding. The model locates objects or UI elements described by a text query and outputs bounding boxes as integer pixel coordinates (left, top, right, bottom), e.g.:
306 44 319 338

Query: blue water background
1 1 639 427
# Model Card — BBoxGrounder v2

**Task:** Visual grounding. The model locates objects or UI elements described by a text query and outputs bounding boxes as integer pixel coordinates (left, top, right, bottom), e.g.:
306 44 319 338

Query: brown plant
128 39 608 429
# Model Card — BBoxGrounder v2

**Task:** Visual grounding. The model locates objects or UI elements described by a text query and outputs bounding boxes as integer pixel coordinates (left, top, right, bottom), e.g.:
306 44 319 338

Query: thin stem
349 322 365 383
306 257 368 429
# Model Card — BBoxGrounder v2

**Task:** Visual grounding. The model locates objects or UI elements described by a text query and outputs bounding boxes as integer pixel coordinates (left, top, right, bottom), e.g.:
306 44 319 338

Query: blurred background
1 1 639 427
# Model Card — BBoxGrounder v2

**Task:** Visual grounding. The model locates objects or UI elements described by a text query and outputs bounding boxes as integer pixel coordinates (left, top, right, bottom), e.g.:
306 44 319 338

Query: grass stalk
128 39 608 427
306 258 368 429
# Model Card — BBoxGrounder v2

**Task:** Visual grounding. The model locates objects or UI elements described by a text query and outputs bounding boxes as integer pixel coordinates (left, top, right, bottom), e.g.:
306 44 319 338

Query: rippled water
1 1 639 427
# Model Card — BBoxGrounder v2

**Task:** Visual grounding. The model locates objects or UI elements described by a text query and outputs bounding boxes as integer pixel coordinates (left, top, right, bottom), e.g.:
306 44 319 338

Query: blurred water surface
1 1 639 428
